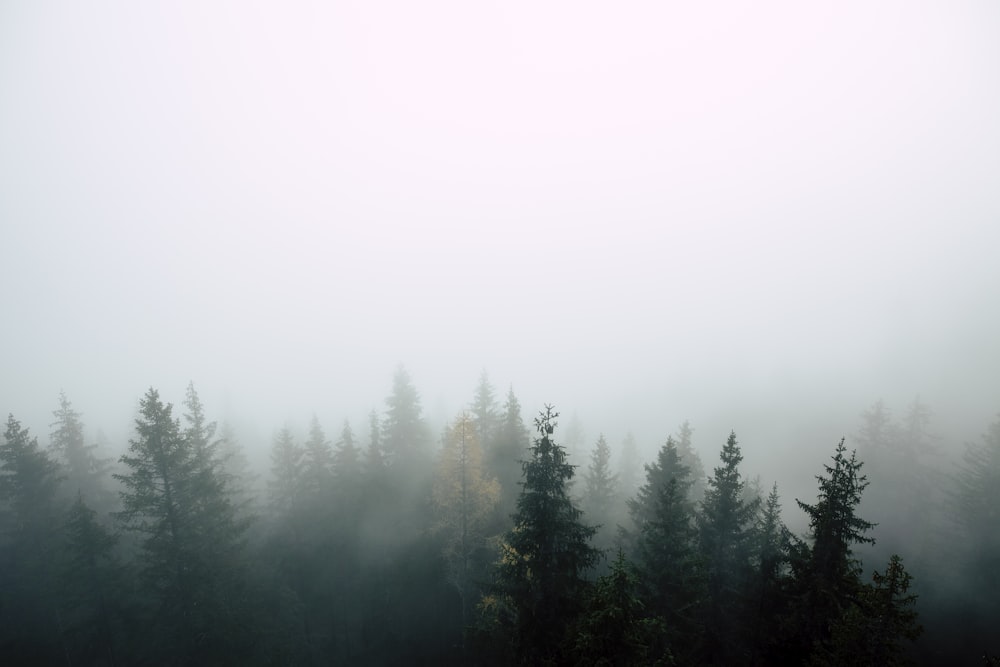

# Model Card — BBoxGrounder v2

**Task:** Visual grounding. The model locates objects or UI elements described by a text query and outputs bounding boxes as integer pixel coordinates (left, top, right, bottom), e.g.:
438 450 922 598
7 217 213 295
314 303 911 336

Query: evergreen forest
1 369 998 666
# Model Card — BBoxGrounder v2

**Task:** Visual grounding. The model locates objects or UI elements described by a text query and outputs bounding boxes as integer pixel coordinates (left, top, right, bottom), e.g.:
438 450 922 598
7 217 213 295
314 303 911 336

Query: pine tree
490 386 531 525
788 438 876 663
115 388 252 663
382 365 431 469
302 415 334 498
49 392 111 508
581 433 620 562
0 414 66 665
569 550 667 666
470 370 500 448
625 436 702 659
951 412 1000 648
60 494 123 666
333 419 362 483
810 554 922 667
489 405 600 664
697 431 760 663
269 426 303 515
617 432 641 498
749 482 791 664
675 420 706 504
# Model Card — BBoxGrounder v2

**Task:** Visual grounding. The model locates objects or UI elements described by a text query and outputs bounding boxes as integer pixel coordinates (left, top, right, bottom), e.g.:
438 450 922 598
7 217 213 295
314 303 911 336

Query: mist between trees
1 367 997 666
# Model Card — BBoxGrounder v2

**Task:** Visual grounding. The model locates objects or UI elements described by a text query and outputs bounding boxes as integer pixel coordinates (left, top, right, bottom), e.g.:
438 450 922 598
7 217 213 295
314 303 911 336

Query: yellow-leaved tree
433 413 501 634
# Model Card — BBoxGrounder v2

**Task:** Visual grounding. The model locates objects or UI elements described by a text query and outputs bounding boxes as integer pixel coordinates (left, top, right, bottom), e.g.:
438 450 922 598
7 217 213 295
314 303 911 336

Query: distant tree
364 409 386 477
675 420 706 504
787 438 876 663
382 365 432 469
302 415 334 498
333 419 362 483
269 426 303 515
470 370 500 448
49 392 112 508
617 431 641 498
489 386 531 524
697 431 760 663
487 406 600 664
581 433 621 562
950 412 1000 649
432 413 500 634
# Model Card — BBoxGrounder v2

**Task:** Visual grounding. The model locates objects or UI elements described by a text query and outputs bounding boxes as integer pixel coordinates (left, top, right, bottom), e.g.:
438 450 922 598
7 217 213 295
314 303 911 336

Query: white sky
2 1 999 469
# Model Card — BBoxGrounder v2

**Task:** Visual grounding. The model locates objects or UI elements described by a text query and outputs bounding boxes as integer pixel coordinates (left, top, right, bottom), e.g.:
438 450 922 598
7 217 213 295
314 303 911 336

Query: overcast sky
2 1 998 471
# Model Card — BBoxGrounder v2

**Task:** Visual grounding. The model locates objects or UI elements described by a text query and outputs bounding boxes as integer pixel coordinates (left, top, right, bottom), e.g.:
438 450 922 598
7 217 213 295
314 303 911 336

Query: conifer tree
788 438 876 663
617 431 641 497
302 415 334 498
697 431 760 663
490 386 531 524
269 426 303 515
625 436 702 659
470 370 500 448
382 365 431 469
490 405 600 664
61 493 123 666
582 433 620 561
49 392 111 507
116 388 252 663
432 413 500 631
0 414 66 664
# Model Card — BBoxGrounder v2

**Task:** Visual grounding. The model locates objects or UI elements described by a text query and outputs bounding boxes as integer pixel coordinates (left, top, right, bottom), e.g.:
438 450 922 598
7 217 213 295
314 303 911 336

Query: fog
1 2 999 663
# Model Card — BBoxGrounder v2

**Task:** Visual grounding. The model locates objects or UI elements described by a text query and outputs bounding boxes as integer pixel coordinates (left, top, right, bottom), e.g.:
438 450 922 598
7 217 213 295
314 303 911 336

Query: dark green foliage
809 554 922 666
0 414 66 665
624 437 702 660
115 387 254 664
489 405 600 664
60 493 125 666
570 550 670 666
697 431 760 664
787 438 877 663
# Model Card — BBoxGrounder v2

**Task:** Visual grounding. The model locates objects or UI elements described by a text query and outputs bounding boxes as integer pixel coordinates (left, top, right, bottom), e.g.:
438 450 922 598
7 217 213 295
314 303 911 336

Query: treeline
0 368 997 665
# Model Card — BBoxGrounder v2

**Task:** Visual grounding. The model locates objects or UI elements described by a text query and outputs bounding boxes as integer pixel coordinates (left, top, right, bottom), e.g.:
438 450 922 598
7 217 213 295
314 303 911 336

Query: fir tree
788 438 876 663
697 431 760 663
489 405 600 664
116 388 252 663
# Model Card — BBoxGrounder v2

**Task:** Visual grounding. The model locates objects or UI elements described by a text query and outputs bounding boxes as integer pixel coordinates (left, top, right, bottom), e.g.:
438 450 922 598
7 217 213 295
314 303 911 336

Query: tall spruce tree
788 438 876 663
489 405 600 664
116 388 252 664
49 392 111 508
489 386 531 526
581 433 620 562
625 436 702 660
697 431 760 664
